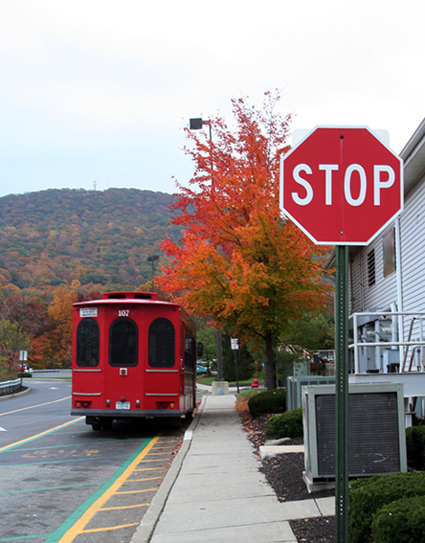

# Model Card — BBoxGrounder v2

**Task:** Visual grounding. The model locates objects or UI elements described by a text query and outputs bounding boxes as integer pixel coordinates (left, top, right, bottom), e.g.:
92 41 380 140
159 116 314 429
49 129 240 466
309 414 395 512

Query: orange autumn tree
46 283 79 367
158 93 331 389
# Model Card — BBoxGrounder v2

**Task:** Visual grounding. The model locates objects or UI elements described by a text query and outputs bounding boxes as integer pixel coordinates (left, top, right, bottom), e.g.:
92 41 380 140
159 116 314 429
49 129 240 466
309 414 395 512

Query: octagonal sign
280 126 403 245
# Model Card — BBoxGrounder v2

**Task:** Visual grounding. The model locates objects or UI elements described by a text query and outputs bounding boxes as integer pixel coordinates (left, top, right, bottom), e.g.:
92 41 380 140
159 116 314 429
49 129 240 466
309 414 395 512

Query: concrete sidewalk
132 394 334 543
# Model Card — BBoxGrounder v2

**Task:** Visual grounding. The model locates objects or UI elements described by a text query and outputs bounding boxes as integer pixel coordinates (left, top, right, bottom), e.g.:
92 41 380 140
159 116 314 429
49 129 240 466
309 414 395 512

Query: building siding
399 173 425 340
349 232 398 314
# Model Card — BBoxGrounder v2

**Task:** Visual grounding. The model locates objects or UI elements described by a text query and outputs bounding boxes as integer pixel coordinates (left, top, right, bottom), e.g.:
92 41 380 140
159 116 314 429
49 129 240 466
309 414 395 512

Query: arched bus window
76 318 100 367
109 318 138 367
149 318 175 367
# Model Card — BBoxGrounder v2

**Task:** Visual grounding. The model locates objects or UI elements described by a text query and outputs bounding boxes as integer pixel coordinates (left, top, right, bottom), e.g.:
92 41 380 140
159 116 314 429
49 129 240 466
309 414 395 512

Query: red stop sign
280 127 403 245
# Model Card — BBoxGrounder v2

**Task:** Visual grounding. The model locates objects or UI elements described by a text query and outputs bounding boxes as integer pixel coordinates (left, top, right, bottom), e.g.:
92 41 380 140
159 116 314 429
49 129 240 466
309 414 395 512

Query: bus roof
73 291 179 309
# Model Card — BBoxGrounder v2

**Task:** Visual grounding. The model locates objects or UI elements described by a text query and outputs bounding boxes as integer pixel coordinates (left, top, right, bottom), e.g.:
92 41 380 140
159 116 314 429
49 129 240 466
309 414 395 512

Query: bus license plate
116 401 130 410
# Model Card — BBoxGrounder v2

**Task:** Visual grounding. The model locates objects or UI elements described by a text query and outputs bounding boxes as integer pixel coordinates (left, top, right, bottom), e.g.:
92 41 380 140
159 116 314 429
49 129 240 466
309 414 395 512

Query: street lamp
189 117 213 176
189 117 223 382
147 255 159 290
189 118 212 141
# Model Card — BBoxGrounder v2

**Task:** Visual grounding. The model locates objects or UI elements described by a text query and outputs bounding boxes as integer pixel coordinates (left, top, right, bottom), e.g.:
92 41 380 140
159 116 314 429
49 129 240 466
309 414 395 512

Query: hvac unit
302 383 407 484
287 376 336 411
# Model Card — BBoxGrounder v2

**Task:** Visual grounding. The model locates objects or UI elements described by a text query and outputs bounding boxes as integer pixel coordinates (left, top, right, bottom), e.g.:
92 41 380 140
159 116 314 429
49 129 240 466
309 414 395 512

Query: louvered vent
367 249 376 286
302 383 407 483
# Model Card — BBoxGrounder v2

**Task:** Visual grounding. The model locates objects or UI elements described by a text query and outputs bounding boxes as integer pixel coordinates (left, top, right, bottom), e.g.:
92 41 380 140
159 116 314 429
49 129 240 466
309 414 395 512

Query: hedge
265 407 303 438
349 471 425 543
247 389 286 418
371 494 425 543
406 425 425 470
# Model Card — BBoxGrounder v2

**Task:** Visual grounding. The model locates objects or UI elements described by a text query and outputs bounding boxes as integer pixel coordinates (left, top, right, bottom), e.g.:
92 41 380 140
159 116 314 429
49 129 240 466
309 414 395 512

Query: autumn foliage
158 93 331 388
0 188 177 372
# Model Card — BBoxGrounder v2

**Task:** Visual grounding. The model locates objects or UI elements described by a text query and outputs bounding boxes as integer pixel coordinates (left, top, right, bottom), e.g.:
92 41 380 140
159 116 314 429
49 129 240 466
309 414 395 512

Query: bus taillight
74 400 91 409
158 401 176 410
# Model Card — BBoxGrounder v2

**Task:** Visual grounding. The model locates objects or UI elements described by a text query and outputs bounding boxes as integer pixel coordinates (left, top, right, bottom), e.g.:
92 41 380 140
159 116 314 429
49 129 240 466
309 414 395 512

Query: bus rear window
76 318 100 367
149 318 175 367
109 317 138 367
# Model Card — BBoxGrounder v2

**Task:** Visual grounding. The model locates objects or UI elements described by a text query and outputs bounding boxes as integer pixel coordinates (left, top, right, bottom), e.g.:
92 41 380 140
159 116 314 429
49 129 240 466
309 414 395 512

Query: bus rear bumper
71 408 181 419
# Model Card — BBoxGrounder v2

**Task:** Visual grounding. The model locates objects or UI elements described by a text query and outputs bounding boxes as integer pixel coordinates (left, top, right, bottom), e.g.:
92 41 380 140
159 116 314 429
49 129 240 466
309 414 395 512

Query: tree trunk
264 332 277 390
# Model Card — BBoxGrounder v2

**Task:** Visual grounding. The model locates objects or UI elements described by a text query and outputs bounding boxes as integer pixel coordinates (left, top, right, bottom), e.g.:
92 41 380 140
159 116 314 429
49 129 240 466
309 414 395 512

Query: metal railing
349 311 425 374
0 378 21 396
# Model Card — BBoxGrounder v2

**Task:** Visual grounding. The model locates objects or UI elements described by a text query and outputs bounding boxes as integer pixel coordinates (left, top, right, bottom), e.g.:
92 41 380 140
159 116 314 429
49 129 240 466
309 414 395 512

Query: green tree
196 322 217 373
282 308 335 352
0 319 30 379
0 285 49 369
221 333 255 382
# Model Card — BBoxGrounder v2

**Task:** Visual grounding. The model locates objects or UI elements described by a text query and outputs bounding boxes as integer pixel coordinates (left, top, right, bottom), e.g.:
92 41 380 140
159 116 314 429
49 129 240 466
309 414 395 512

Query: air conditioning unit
287 376 336 411
302 382 407 484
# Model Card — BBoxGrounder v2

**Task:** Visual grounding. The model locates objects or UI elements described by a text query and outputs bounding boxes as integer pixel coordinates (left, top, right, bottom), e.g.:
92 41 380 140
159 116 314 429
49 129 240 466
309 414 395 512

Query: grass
234 389 263 415
236 389 263 400
196 376 216 385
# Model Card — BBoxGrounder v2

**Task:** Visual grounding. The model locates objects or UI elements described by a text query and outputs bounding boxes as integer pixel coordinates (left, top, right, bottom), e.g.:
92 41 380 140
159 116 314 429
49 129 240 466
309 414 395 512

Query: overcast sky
0 0 424 198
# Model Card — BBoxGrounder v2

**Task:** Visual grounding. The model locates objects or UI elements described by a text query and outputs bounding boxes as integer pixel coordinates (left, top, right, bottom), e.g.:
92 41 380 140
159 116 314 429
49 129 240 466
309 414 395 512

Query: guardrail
0 378 21 396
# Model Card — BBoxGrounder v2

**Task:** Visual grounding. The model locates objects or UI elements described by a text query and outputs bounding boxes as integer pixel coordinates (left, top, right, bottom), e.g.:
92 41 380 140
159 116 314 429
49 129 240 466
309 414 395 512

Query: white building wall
398 173 425 340
349 230 398 314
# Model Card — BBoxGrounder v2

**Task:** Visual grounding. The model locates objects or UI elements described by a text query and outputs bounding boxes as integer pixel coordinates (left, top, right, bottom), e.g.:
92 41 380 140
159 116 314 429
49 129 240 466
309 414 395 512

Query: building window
383 228 396 277
109 318 138 367
149 318 175 367
76 318 99 367
367 249 376 287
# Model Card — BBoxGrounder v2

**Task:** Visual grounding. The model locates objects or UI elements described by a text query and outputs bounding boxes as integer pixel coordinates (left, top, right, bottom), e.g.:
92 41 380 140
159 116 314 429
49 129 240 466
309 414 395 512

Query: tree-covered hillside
0 188 180 290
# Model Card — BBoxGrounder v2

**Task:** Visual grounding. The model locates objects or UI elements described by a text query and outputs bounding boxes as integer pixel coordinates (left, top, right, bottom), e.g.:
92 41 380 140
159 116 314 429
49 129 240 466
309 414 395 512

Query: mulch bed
238 409 335 543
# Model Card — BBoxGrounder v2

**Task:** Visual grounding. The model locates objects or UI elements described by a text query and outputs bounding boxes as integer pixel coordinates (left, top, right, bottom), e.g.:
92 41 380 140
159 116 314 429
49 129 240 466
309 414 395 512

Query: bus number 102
118 310 130 317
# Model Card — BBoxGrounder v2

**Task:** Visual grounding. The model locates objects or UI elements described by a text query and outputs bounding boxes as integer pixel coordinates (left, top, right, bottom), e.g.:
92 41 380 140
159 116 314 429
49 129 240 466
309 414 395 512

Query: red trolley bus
71 291 196 431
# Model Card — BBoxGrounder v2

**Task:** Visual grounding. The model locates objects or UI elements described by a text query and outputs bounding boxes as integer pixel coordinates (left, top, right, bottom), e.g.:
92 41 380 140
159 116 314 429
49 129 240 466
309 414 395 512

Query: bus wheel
92 423 102 431
185 410 194 420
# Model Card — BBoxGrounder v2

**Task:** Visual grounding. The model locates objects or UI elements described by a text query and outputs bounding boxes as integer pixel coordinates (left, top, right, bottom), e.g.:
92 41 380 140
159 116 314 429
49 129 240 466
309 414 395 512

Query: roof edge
400 117 425 162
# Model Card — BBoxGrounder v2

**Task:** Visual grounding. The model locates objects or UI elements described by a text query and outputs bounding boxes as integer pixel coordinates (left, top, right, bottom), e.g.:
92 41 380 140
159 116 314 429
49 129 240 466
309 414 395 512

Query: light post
189 118 212 141
189 117 224 384
147 255 159 290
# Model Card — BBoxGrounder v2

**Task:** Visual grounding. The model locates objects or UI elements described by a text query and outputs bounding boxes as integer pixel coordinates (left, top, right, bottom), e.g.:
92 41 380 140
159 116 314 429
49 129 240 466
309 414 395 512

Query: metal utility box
287 376 336 411
302 382 407 483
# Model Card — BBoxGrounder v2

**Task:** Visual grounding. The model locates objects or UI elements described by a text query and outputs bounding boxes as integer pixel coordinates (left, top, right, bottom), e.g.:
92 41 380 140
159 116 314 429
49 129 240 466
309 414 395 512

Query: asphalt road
0 378 186 543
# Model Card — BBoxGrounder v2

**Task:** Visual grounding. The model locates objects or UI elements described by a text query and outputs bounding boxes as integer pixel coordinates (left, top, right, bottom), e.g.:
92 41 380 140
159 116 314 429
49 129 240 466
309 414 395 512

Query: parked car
196 365 208 375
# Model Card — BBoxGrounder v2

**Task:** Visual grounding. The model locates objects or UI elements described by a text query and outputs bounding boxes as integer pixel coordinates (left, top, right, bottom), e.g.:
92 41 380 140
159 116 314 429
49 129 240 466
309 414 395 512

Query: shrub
265 407 303 438
406 425 425 470
412 414 425 426
349 472 425 543
0 359 19 382
371 494 425 543
247 389 286 418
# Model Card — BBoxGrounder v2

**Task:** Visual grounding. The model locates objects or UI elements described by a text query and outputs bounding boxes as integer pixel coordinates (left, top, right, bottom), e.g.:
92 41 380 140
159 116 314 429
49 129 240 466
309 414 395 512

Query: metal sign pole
234 350 239 393
231 338 240 393
335 245 349 542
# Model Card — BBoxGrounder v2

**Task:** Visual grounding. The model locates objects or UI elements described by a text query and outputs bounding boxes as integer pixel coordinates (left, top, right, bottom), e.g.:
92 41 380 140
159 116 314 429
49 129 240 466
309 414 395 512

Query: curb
0 386 31 402
131 395 207 543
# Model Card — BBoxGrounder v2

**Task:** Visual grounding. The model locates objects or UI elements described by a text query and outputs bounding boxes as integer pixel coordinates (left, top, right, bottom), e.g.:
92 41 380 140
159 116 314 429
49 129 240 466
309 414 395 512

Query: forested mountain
0 188 180 291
